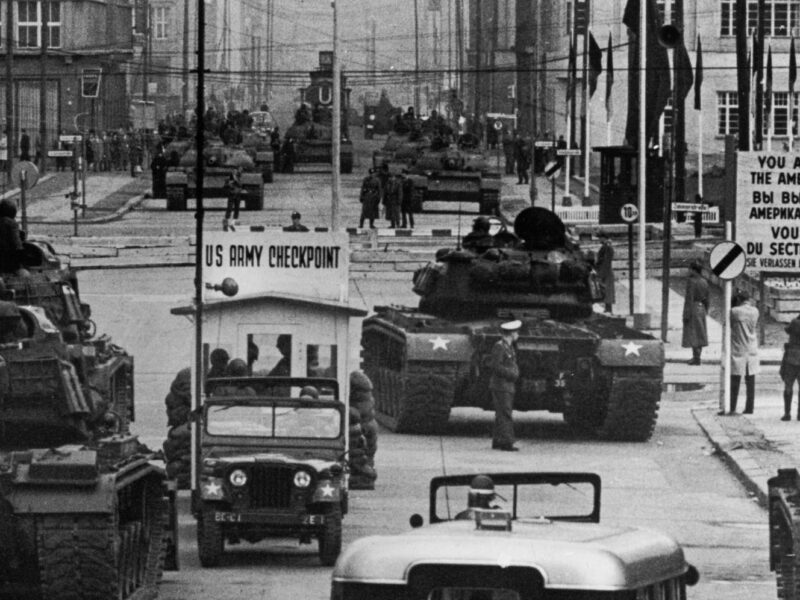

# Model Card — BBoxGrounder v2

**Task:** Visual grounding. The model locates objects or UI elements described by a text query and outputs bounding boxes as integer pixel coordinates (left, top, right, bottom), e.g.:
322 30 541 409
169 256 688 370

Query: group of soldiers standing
358 163 415 229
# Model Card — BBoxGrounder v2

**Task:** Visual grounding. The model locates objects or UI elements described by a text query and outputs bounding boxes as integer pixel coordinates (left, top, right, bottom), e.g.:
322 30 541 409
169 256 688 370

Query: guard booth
593 146 665 224
171 230 366 404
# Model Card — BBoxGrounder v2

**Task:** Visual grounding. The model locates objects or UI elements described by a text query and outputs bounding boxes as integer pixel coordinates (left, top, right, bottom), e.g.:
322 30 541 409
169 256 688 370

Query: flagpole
606 32 613 145
696 35 703 198
584 32 591 205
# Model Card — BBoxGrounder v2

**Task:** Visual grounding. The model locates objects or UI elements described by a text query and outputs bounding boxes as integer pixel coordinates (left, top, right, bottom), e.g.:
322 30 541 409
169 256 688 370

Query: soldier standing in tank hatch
487 320 521 451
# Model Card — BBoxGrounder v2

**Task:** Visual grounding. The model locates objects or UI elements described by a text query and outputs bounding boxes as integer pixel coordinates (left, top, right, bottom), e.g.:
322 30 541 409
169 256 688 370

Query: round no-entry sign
709 241 746 280
620 203 639 223
11 160 39 189
493 120 503 131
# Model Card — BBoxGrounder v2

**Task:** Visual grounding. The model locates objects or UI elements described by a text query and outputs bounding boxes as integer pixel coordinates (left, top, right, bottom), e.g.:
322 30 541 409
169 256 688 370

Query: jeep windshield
206 402 342 439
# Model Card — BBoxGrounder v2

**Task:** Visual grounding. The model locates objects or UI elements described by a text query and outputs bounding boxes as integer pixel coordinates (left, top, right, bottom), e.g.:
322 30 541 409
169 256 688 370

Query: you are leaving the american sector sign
736 151 800 272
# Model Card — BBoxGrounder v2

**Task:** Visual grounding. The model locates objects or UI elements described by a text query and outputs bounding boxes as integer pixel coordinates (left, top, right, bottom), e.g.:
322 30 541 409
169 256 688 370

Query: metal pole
39 0 48 175
628 222 634 315
182 0 189 113
721 220 732 414
6 0 15 181
637 0 648 320
332 1 341 231
414 0 421 115
19 171 27 232
191 0 206 494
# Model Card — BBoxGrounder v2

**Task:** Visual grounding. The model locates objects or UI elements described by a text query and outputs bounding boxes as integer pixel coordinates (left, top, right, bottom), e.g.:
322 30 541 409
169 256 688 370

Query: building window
47 2 60 48
718 91 740 135
721 0 800 37
17 1 39 48
154 6 168 39
656 0 676 24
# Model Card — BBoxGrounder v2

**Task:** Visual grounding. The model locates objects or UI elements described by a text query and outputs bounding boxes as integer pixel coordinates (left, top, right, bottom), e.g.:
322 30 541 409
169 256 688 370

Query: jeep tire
197 510 224 567
318 506 342 566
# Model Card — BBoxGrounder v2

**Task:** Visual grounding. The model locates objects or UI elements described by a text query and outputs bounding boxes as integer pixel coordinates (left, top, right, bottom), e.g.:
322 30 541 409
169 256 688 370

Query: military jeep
193 377 347 567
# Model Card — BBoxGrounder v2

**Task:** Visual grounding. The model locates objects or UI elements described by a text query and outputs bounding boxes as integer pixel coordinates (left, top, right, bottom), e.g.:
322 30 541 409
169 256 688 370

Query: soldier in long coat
780 313 800 420
487 320 521 451
682 261 709 365
359 169 381 228
595 232 615 314
728 291 760 414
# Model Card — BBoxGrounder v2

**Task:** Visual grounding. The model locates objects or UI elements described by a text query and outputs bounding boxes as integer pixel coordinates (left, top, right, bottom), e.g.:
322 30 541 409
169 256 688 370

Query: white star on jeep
204 481 222 496
320 483 335 497
430 336 450 351
622 341 642 357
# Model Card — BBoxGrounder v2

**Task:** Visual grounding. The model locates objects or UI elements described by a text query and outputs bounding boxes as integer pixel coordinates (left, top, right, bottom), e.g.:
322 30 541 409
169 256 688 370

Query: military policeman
455 475 499 519
487 320 521 451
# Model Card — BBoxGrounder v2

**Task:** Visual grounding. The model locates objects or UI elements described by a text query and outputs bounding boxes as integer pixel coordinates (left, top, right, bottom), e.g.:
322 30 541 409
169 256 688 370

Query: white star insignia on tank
622 341 642 357
429 336 450 351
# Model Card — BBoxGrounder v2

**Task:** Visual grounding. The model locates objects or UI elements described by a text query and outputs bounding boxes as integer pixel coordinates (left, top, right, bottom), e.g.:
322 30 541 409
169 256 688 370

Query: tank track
34 482 166 600
769 469 800 600
368 363 456 434
594 368 661 442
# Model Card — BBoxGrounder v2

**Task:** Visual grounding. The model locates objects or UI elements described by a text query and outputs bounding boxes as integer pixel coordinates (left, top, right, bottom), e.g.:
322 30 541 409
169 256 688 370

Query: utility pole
755 0 765 149
735 0 749 151
455 0 464 104
475 2 482 136
414 0 421 114
6 0 15 180
39 0 49 174
332 1 341 231
182 0 189 113
143 2 150 103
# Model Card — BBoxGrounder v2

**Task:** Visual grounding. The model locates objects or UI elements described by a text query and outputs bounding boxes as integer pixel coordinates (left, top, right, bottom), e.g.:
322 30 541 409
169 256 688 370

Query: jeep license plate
303 514 325 526
214 512 241 523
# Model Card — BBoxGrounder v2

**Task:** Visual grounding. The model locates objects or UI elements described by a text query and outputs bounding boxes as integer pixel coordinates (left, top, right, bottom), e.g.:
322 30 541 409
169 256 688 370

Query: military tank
0 240 178 599
371 128 431 173
283 51 354 174
165 136 264 211
361 207 664 442
405 135 502 215
240 127 275 183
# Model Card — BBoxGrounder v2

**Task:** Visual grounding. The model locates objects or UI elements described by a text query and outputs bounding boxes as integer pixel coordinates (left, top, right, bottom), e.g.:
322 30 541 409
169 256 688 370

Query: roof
332 520 688 591
171 291 367 317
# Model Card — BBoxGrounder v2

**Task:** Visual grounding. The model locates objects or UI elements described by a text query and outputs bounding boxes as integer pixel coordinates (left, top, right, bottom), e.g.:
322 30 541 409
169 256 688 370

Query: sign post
494 120 503 172
620 203 639 315
543 160 561 212
11 160 39 232
709 236 747 415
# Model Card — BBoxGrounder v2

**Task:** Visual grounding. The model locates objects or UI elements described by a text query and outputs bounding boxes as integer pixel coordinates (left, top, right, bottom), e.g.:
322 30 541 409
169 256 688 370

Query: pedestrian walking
400 172 415 229
595 231 615 314
780 312 800 421
19 129 31 161
487 319 521 452
223 167 243 230
359 168 381 229
682 261 709 365
514 135 530 185
726 291 760 415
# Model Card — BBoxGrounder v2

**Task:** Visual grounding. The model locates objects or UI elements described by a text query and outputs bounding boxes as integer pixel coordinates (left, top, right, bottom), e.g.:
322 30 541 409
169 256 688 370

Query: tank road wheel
317 506 342 566
197 510 224 567
166 185 187 211
395 364 455 434
244 184 265 211
586 368 661 441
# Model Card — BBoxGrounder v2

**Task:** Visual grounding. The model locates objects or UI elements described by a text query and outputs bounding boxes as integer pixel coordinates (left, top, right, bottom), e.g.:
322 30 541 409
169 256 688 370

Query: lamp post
331 0 341 231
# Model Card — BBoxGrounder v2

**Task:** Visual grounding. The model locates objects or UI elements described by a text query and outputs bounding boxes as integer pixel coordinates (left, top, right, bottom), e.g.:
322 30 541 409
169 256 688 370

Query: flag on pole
694 35 703 110
766 45 773 125
676 39 694 101
588 32 603 97
606 32 614 121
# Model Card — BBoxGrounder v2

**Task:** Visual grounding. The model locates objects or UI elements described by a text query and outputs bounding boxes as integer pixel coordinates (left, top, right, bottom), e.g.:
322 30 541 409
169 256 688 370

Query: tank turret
414 207 603 320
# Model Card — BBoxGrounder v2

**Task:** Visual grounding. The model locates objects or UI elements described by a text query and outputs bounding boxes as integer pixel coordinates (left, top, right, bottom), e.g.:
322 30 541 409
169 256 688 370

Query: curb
691 407 770 506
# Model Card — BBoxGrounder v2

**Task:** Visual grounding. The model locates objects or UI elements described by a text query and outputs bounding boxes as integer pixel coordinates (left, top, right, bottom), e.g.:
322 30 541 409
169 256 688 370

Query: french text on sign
709 241 746 281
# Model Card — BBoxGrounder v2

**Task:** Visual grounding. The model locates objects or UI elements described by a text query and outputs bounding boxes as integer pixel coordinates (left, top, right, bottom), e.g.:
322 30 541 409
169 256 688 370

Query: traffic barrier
554 205 719 224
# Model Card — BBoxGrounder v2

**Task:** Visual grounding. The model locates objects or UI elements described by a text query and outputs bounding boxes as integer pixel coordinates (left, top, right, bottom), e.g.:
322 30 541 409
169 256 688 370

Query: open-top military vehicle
195 376 348 567
0 240 178 599
405 134 502 215
332 471 699 599
361 207 664 441
165 136 264 211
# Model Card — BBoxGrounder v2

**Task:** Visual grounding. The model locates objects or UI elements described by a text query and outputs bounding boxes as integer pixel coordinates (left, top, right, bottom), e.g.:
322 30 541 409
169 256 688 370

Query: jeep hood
203 447 342 470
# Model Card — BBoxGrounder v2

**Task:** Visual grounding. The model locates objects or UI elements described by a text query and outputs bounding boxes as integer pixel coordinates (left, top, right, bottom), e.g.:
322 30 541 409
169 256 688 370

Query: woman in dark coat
682 261 709 365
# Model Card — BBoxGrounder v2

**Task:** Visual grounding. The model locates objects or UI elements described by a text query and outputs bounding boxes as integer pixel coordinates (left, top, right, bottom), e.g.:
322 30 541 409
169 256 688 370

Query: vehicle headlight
294 470 312 488
229 469 248 487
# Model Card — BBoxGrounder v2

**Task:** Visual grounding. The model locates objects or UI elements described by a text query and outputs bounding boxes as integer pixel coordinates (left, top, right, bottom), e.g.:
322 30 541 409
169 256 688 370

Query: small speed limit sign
620 203 639 223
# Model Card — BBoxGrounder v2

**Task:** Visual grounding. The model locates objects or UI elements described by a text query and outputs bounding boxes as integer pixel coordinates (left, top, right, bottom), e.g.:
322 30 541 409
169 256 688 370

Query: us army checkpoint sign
736 151 800 272
203 231 350 302
709 241 746 281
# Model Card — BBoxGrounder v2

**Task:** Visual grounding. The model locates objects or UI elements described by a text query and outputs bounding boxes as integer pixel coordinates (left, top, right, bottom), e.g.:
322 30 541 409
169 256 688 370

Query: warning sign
736 151 800 272
203 231 349 302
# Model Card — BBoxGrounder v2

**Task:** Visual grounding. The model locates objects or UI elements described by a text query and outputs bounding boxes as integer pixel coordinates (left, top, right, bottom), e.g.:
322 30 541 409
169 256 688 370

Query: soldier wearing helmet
455 475 500 519
462 216 494 253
